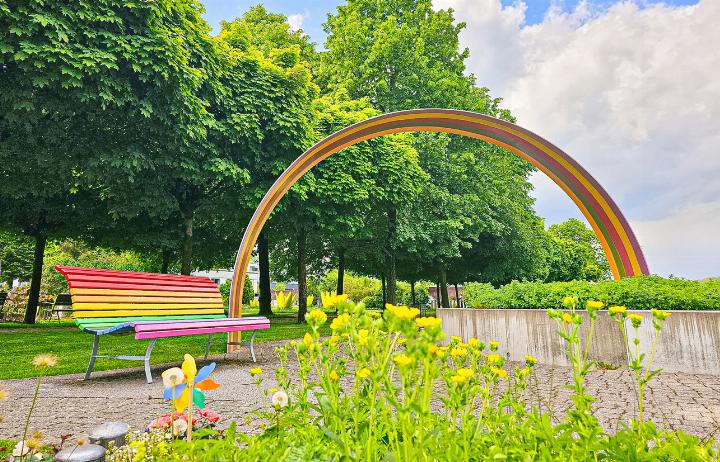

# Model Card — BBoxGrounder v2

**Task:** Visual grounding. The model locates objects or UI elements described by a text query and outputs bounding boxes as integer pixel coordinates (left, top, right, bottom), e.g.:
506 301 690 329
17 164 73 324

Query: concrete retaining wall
438 308 720 374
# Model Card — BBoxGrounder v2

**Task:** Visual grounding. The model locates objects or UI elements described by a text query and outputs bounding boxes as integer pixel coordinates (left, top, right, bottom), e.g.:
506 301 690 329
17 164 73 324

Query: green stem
21 371 44 459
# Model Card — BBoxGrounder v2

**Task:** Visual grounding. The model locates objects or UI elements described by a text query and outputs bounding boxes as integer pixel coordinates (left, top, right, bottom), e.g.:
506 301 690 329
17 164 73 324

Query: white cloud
287 10 310 33
435 0 720 278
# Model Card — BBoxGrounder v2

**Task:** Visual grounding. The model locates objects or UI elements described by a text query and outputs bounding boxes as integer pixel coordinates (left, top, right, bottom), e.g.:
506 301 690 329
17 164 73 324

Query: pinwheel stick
187 381 194 442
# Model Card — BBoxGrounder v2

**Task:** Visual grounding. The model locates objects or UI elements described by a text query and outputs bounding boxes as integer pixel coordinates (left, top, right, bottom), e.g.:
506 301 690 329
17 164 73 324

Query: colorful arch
228 109 648 348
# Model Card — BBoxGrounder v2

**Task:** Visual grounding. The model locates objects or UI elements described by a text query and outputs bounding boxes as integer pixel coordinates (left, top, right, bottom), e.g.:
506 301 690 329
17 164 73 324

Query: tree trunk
24 233 46 324
439 266 450 308
385 208 397 305
455 283 460 308
180 209 194 275
436 282 440 308
336 247 345 295
161 249 171 274
410 279 416 307
296 227 307 323
381 272 386 308
257 231 272 317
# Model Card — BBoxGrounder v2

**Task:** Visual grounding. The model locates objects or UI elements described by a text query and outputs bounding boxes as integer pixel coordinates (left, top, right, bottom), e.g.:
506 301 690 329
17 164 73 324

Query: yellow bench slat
72 303 224 311
73 308 225 318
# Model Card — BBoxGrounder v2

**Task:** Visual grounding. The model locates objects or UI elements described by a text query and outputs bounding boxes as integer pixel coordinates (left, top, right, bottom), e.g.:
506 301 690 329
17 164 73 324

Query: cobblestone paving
1 340 719 442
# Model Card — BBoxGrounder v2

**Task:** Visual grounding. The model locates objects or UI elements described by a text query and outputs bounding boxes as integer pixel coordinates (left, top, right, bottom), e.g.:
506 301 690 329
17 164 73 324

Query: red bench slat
55 266 214 283
67 281 219 292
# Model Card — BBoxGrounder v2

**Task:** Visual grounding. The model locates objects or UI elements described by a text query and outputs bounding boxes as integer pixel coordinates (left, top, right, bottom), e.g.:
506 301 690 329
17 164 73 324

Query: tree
546 219 610 282
0 230 33 285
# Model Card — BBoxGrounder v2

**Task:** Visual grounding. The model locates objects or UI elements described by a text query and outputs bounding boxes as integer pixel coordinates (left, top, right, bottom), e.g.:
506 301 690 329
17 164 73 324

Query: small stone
55 443 106 462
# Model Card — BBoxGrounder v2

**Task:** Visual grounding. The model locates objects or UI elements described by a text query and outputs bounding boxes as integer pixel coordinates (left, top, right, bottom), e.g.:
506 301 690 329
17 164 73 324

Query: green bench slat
76 314 226 330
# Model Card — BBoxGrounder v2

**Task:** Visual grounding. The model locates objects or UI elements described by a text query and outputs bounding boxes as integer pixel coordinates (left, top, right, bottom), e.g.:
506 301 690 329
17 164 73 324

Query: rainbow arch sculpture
227 109 648 349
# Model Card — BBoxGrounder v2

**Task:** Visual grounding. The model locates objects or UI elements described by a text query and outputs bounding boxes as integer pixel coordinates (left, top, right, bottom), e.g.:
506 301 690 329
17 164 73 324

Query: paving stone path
1 339 719 443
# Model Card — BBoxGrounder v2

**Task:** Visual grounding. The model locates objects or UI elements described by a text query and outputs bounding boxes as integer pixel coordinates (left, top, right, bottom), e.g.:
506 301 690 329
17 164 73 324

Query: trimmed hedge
464 276 720 310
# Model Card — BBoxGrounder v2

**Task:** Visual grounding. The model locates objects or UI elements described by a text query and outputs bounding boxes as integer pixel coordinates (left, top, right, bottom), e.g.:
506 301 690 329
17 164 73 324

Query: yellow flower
321 291 348 309
487 354 502 364
489 340 500 351
562 296 577 308
386 304 420 320
368 310 381 318
628 313 643 327
586 300 604 310
269 387 278 393
357 329 369 346
330 335 339 345
416 317 442 328
397 337 407 345
651 309 671 321
393 354 412 367
303 333 314 348
525 355 538 366
250 367 263 376
491 367 508 379
456 368 474 379
26 437 41 450
429 345 439 355
468 338 479 347
609 306 627 315
329 370 340 381
450 347 468 358
520 367 531 377
451 336 462 343
0 389 7 401
290 340 297 347
562 313 573 324
32 354 57 368
306 309 327 324
330 313 350 330
450 374 467 384
356 368 371 379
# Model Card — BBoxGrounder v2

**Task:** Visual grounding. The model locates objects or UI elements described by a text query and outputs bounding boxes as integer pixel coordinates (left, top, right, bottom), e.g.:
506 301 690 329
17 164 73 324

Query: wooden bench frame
55 266 269 383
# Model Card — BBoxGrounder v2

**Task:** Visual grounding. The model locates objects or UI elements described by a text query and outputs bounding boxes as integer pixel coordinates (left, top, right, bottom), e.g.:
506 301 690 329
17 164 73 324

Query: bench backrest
55 266 225 331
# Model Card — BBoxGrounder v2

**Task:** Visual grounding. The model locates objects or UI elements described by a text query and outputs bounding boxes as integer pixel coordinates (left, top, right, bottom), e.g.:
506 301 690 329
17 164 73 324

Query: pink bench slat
133 318 269 333
135 322 270 340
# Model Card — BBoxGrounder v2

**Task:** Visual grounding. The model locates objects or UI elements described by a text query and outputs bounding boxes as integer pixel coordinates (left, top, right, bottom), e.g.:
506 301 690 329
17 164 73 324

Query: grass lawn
0 318 329 380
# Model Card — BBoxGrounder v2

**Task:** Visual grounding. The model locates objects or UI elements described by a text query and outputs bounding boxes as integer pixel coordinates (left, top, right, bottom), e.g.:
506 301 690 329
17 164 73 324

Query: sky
202 0 719 280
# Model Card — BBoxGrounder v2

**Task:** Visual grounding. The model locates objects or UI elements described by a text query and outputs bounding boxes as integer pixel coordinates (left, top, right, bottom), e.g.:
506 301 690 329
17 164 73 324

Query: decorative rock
89 421 129 448
55 444 106 462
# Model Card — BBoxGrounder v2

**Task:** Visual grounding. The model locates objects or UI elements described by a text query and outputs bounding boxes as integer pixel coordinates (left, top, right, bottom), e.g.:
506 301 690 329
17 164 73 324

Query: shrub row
464 276 720 310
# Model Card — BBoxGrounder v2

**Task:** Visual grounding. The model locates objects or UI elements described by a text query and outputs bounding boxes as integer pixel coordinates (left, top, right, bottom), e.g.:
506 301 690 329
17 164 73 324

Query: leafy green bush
218 275 253 308
464 276 720 310
316 270 381 303
363 281 431 309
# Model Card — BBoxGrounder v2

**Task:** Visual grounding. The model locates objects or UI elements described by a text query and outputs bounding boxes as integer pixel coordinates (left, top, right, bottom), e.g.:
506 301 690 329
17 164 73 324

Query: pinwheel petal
195 362 216 383
163 383 187 401
192 388 206 409
182 354 197 380
195 378 220 391
175 387 191 413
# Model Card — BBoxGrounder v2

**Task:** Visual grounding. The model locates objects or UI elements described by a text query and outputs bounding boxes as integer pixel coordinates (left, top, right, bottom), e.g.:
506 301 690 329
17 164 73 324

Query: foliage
464 276 720 310
219 276 253 308
140 299 715 461
316 270 381 303
0 230 33 284
546 219 611 282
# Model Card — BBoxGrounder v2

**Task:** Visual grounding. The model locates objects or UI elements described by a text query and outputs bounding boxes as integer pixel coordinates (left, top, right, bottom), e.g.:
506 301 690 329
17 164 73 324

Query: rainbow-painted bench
55 266 269 383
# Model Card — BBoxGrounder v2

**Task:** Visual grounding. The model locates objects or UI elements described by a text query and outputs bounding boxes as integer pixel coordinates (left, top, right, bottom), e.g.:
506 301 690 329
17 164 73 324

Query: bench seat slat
65 274 216 288
135 323 269 340
134 317 269 333
70 289 219 298
56 266 214 283
72 296 223 304
74 308 225 318
73 302 224 311
67 282 219 292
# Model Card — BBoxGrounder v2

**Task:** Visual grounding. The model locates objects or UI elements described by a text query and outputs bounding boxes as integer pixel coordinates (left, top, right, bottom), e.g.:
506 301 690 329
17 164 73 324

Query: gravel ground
1 339 720 443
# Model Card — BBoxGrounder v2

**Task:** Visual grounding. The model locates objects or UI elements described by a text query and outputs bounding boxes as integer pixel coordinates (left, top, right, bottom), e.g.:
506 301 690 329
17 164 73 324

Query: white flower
271 390 289 408
12 441 30 457
172 418 188 436
161 367 185 388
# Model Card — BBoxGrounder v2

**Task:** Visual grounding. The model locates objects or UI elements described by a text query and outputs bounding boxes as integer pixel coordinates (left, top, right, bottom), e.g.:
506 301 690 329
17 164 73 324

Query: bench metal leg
249 330 257 362
204 335 213 360
144 339 157 384
85 335 100 381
